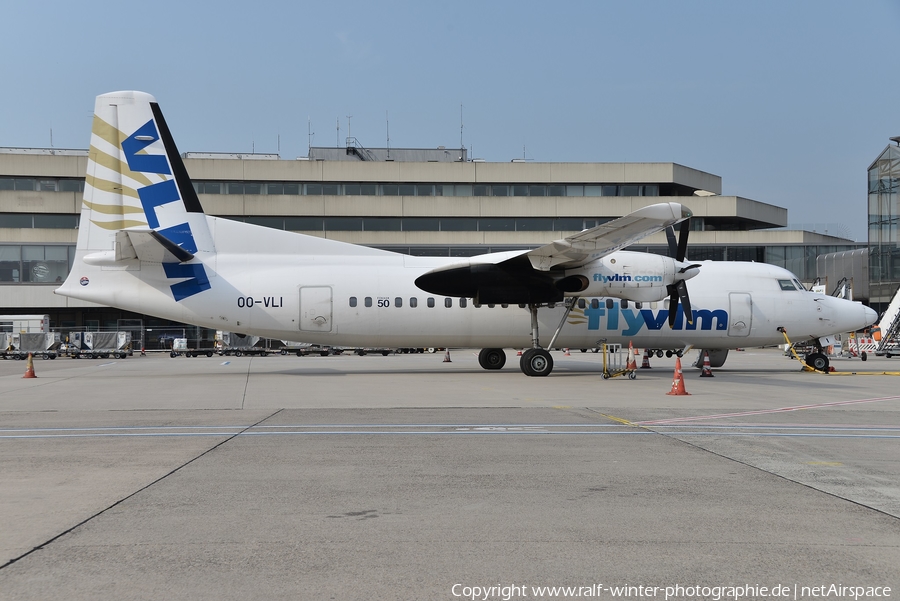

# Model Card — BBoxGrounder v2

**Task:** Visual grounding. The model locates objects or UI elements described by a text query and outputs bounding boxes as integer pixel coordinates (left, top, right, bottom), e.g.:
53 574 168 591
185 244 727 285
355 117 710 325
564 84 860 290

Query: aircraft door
728 292 752 337
299 286 333 333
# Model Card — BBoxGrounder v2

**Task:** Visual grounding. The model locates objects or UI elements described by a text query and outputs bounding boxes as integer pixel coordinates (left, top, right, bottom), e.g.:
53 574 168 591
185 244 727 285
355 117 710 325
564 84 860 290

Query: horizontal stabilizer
83 229 195 266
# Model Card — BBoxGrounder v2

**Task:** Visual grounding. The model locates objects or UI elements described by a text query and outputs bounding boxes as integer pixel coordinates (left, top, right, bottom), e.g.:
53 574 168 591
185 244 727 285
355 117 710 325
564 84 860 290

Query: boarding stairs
875 284 900 356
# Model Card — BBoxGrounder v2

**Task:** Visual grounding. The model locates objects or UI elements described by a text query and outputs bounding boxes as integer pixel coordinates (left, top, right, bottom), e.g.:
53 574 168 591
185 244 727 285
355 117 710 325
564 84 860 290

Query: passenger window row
346 297 649 310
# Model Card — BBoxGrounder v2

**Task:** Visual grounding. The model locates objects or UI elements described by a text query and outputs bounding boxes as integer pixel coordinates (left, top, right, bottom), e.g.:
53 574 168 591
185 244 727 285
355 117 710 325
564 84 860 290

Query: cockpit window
793 279 806 291
778 279 797 291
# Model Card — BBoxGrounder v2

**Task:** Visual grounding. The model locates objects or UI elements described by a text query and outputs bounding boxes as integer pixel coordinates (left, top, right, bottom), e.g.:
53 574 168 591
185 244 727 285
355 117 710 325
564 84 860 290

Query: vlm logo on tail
123 118 210 302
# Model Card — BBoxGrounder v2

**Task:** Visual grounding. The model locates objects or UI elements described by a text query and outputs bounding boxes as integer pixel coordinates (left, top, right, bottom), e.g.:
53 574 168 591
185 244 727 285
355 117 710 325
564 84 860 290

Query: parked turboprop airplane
56 91 877 376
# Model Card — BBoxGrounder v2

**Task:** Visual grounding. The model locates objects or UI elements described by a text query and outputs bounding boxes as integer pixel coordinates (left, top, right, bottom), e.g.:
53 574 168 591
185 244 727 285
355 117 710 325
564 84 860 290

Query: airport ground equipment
66 331 131 359
873 284 900 357
277 341 340 356
170 338 217 358
779 327 829 372
600 343 635 380
214 331 271 357
0 332 61 360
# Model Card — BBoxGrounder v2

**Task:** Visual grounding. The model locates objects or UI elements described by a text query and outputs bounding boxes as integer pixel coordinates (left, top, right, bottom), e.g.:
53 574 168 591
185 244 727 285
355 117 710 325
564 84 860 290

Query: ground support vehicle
169 338 218 358
0 332 61 360
66 331 131 359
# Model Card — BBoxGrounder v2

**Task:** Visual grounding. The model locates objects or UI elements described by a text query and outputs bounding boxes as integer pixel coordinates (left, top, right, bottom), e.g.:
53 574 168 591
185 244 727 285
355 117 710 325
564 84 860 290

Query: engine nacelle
563 251 682 303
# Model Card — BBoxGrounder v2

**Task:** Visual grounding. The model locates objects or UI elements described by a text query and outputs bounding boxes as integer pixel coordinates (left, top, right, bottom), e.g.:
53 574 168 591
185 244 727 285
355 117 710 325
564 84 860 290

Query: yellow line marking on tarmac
594 412 636 427
806 461 843 466
825 371 900 376
552 405 572 409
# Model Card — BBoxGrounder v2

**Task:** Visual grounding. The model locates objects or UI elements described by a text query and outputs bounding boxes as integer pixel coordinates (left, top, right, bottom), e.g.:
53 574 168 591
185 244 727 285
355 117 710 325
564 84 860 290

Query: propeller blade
676 279 693 324
668 286 679 328
666 217 694 328
676 219 690 262
665 226 678 258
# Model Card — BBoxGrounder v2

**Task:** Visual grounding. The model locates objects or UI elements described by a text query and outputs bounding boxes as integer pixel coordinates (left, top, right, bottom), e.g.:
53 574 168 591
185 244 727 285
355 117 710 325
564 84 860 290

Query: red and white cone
626 341 638 371
23 352 37 379
640 349 652 369
443 349 452 363
564 348 571 356
700 350 714 377
666 357 690 396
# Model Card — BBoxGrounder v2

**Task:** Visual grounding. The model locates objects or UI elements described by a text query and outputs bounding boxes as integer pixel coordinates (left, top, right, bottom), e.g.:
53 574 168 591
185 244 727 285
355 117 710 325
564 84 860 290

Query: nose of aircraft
825 297 878 333
864 304 878 327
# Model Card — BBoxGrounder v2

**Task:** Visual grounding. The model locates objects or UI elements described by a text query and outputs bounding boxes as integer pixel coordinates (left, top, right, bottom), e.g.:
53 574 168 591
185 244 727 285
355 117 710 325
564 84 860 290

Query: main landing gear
520 300 574 377
475 301 575 377
520 348 553 376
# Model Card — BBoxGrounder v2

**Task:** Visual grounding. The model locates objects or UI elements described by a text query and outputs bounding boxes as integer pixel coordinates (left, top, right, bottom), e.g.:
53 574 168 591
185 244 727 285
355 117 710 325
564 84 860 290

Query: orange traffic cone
640 349 652 369
626 341 638 371
666 357 690 396
23 352 37 379
699 351 714 377
443 349 452 362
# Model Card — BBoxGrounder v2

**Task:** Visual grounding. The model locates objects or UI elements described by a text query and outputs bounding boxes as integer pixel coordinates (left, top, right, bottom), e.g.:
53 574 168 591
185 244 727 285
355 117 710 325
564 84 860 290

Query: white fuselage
59 217 875 351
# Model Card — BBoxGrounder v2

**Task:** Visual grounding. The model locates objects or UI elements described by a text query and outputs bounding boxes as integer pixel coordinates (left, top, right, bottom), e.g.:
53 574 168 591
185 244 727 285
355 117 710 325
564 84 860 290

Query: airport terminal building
0 144 864 331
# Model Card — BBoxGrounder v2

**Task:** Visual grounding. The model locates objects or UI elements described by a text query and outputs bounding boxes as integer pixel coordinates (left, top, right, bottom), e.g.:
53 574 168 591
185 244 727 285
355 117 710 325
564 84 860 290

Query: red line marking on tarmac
634 395 900 426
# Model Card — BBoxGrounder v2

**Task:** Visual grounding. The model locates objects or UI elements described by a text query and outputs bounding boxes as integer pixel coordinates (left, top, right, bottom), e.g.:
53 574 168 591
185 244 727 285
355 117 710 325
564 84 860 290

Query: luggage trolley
600 342 636 380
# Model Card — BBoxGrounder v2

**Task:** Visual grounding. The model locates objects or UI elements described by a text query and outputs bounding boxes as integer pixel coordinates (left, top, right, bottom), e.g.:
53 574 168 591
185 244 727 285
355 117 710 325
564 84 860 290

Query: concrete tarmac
1 348 899 600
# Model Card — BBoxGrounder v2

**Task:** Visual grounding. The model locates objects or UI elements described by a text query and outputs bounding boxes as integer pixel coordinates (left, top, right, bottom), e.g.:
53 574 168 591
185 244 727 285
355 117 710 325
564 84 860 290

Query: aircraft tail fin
57 91 215 303
75 91 213 253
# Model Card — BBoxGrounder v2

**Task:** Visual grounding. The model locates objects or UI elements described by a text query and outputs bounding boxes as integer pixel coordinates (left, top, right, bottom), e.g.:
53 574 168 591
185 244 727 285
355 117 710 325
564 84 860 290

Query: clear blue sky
2 0 898 241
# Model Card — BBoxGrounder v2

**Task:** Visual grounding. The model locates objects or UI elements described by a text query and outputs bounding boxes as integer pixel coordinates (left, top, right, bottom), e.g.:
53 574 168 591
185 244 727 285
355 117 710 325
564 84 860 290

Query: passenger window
460 298 467 308
605 299 613 309
635 302 642 309
349 296 357 308
488 303 495 308
427 297 435 308
410 297 418 308
365 297 373 307
395 297 403 308
474 301 482 308
577 298 586 309
501 303 508 308
621 300 628 309
778 279 797 291
444 298 452 308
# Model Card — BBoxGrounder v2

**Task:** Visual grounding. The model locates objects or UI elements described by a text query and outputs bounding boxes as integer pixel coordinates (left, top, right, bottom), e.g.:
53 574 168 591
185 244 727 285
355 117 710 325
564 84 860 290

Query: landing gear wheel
805 352 830 371
520 348 553 377
478 348 507 370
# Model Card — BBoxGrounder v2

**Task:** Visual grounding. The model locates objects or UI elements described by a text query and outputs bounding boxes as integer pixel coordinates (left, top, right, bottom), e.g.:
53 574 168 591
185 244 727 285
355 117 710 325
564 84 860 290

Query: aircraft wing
414 202 691 303
525 202 691 270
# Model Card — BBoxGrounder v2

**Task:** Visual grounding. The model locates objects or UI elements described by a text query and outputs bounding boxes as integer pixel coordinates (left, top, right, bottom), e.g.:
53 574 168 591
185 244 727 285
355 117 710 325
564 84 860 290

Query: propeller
665 220 701 327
